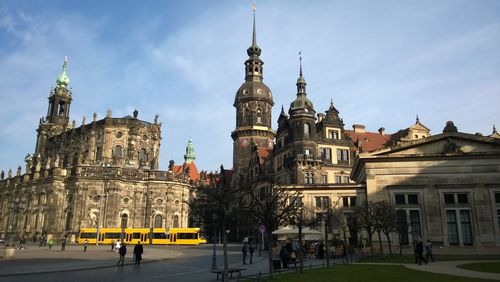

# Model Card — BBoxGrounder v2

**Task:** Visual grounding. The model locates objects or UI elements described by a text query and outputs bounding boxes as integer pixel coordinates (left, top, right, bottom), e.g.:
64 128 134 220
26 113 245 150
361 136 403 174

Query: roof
172 162 200 181
345 130 392 152
257 147 272 165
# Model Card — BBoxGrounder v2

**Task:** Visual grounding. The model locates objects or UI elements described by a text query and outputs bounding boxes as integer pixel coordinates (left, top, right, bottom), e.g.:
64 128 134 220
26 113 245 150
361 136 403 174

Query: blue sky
0 0 499 173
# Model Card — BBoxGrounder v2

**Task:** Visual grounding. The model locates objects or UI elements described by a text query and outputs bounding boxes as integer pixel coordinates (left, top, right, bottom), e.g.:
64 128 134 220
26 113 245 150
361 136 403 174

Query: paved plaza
0 243 499 281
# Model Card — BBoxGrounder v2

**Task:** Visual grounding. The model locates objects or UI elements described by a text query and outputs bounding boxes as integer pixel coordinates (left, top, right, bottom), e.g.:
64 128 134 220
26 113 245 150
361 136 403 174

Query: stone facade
0 59 203 243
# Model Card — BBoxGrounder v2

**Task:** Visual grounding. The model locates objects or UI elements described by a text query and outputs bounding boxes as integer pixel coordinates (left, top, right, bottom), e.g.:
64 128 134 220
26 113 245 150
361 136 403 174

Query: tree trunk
368 231 374 255
267 233 274 279
385 233 392 256
377 230 383 255
299 227 303 273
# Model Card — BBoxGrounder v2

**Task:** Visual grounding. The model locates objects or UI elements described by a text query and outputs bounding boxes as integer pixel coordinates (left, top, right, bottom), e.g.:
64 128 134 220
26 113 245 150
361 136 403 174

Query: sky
0 0 499 173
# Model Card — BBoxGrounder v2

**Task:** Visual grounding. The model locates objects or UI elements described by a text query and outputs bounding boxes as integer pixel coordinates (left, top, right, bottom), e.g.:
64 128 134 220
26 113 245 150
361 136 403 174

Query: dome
290 93 314 111
234 81 274 106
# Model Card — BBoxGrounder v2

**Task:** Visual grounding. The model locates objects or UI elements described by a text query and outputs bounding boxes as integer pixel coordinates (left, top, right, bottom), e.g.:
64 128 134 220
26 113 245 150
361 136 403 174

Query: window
446 209 473 246
154 214 162 228
305 172 314 184
409 210 421 239
173 215 179 228
446 210 459 245
321 175 327 184
257 109 262 124
460 210 473 245
121 214 128 228
320 148 332 160
495 192 500 204
327 130 339 140
343 176 350 183
305 149 311 156
342 196 356 207
444 193 469 205
335 176 341 183
304 124 310 138
139 148 147 162
337 149 349 162
394 193 419 205
113 145 123 158
315 196 329 208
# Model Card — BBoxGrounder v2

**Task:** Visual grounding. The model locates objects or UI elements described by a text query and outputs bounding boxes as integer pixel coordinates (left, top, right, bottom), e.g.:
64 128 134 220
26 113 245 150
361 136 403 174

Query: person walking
249 241 255 264
133 241 143 267
111 239 115 251
19 235 26 250
61 235 67 251
425 239 434 262
117 243 127 266
48 238 54 250
242 239 249 264
279 244 289 268
83 239 88 252
415 237 427 265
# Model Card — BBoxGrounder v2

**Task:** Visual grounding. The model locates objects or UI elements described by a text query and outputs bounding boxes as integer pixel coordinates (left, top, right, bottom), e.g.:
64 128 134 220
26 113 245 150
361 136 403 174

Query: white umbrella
272 225 321 237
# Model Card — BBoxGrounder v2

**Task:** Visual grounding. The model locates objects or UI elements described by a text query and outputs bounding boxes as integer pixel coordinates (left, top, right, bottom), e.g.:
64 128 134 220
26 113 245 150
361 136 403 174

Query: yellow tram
78 227 206 245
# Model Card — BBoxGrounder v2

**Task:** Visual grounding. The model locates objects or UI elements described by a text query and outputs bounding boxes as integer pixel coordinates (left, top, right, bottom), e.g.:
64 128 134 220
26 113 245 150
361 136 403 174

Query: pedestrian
111 239 115 251
61 235 67 251
39 235 44 247
115 239 121 253
133 241 143 267
415 237 427 265
48 238 54 250
19 235 26 250
425 239 434 262
249 240 255 264
83 239 88 252
117 243 127 266
242 239 248 264
413 239 418 264
279 244 289 268
318 241 325 259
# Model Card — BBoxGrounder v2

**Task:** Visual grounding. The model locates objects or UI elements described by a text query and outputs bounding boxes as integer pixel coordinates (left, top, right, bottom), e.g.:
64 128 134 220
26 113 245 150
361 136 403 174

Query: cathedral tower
231 7 275 177
35 57 73 156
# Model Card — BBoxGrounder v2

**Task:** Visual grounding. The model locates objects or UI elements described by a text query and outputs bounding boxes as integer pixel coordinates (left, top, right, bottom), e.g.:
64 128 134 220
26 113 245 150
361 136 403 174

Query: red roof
345 130 392 152
257 147 272 165
172 162 200 181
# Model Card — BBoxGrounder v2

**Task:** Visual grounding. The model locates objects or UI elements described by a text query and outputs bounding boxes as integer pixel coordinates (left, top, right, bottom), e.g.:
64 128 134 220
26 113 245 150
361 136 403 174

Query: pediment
368 132 500 157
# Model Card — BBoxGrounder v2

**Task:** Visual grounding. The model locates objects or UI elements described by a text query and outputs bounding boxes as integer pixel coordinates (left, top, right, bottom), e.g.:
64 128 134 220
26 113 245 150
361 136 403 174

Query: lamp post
211 214 217 270
323 209 330 267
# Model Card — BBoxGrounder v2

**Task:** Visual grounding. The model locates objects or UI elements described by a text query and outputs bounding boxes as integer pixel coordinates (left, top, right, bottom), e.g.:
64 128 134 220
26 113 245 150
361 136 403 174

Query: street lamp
323 208 331 267
211 214 217 270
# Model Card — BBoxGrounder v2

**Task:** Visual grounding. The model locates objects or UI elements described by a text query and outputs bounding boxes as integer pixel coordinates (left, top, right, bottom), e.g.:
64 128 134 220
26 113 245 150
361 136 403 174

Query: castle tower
35 57 73 156
184 138 196 164
231 7 275 177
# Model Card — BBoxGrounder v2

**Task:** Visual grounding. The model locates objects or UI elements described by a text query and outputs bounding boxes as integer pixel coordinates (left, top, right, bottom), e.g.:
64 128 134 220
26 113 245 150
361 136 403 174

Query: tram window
153 233 167 239
80 233 97 239
104 233 121 239
133 233 141 239
177 233 197 240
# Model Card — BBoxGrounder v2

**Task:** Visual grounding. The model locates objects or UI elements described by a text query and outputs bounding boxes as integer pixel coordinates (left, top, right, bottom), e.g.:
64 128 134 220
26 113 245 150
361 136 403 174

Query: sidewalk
0 243 181 277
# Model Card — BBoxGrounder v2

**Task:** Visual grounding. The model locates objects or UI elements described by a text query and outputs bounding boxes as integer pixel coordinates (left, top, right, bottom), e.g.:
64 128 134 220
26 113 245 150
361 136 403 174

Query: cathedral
231 10 500 248
0 57 204 243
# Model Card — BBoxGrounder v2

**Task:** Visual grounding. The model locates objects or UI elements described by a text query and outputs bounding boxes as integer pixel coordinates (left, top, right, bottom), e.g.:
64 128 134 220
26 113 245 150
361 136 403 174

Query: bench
211 268 246 280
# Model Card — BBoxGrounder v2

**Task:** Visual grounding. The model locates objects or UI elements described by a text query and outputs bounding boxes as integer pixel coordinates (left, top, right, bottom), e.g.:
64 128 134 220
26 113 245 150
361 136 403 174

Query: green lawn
457 262 500 274
244 265 495 282
357 255 500 263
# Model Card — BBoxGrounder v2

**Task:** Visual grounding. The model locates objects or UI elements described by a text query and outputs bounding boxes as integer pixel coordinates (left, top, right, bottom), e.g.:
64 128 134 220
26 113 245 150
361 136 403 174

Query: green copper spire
57 56 70 87
184 138 196 164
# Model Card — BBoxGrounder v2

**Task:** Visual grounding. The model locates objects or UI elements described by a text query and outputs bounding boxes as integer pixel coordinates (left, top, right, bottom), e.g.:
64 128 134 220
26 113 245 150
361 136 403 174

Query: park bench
211 267 246 280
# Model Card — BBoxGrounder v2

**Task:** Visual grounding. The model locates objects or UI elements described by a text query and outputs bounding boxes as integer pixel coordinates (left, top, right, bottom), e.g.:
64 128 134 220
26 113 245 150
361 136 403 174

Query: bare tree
355 201 377 254
374 201 397 256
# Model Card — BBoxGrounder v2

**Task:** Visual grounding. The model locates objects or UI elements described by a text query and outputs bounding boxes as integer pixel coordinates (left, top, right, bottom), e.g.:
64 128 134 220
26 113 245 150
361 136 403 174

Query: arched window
304 123 310 138
244 108 250 125
173 215 179 228
154 214 162 228
256 109 262 124
121 214 128 228
113 145 122 158
138 148 147 162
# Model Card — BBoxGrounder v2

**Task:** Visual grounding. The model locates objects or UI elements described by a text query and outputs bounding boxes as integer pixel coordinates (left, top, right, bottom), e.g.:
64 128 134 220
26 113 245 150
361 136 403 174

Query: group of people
413 237 434 265
241 238 256 264
20 234 55 250
113 240 144 267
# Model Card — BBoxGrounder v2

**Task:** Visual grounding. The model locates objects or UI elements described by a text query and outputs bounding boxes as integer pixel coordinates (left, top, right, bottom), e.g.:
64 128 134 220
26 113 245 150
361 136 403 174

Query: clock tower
231 8 275 178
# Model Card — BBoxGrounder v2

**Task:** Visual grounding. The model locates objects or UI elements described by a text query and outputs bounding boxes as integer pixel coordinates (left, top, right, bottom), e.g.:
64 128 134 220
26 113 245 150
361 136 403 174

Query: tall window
321 175 327 184
315 196 330 208
121 214 128 228
337 149 349 163
327 130 339 139
173 215 179 228
304 124 310 138
495 192 500 228
113 145 123 158
256 109 262 124
154 214 162 228
446 210 459 245
305 172 314 184
320 148 332 162
138 148 147 162
444 193 473 246
342 196 356 207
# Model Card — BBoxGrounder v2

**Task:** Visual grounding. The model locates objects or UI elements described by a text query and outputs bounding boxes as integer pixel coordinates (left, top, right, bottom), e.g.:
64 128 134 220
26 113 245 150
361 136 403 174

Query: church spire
296 51 307 94
57 56 70 88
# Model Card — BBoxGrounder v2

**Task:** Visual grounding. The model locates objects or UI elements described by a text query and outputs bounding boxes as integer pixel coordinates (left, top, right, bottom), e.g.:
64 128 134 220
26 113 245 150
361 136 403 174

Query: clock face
257 88 263 95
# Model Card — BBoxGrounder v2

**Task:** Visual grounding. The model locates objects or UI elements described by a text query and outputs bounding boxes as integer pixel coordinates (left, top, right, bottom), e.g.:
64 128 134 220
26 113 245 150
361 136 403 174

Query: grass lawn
357 255 500 263
244 264 495 282
457 262 500 274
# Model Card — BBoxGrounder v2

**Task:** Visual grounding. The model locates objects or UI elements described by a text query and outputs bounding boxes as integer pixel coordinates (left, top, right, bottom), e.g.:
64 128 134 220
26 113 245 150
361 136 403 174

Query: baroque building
234 9 500 248
0 58 204 243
